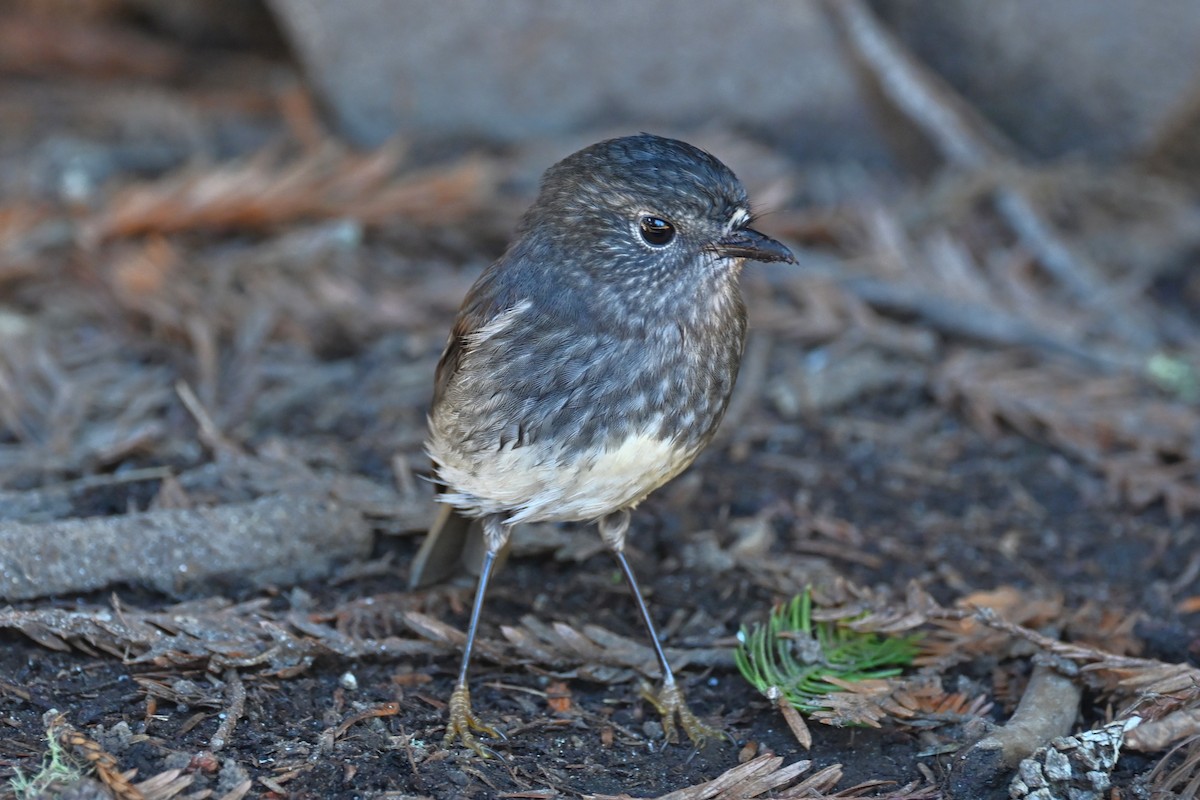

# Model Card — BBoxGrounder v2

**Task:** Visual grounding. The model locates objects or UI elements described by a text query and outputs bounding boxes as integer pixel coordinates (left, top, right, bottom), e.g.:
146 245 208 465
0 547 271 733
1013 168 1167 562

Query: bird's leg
443 513 510 756
599 510 722 747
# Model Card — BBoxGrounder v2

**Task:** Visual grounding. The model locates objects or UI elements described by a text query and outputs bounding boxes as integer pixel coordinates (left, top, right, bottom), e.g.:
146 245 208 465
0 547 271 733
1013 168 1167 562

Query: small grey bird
412 133 795 755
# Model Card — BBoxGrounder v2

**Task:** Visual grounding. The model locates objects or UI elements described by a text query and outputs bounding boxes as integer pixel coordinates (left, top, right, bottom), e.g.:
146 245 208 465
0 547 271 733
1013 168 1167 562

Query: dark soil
2 388 1195 798
0 7 1198 800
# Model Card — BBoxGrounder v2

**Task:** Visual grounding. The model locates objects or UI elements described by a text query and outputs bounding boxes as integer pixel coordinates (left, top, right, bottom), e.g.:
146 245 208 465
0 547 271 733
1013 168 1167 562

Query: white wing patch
466 299 533 348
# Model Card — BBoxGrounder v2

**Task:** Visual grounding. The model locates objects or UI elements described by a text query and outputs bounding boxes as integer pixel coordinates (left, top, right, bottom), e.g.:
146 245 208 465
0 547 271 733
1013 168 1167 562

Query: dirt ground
1 6 1199 800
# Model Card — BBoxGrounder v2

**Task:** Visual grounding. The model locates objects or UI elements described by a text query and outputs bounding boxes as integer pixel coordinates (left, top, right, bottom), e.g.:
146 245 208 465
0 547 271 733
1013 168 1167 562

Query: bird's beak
707 228 796 264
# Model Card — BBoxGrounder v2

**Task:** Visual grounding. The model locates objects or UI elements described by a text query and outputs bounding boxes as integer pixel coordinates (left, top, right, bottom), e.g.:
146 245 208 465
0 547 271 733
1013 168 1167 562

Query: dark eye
639 216 676 247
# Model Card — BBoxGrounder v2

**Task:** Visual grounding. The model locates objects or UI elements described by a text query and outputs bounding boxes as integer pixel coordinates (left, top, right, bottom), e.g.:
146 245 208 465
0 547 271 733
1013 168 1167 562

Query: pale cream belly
429 426 697 525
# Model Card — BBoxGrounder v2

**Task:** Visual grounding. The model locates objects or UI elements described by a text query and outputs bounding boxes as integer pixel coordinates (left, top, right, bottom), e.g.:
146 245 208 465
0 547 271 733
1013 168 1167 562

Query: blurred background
1 2 1199 798
273 0 1200 164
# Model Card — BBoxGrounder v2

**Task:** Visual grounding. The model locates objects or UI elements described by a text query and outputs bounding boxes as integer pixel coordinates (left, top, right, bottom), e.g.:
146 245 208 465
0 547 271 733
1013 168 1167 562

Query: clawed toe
639 681 725 747
443 684 504 758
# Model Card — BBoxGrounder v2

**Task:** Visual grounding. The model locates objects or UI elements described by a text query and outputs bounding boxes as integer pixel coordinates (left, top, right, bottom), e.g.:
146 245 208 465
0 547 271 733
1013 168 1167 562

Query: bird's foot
443 683 505 757
639 681 724 747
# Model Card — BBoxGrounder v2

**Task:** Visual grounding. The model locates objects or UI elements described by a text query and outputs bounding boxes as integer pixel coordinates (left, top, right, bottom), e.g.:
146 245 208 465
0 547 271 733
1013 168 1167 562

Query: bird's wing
413 281 523 589
431 268 531 408
430 306 477 412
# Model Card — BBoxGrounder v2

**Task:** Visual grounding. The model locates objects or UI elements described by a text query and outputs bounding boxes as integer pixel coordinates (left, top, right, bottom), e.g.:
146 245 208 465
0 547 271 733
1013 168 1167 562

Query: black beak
707 228 796 264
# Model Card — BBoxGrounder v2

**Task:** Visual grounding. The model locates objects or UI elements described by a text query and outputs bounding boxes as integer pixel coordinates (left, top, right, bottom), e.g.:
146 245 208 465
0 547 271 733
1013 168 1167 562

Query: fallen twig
949 660 1082 788
208 669 246 752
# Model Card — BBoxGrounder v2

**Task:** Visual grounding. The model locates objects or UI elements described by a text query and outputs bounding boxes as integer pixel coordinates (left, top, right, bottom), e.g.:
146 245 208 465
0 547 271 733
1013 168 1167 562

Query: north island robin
411 133 796 755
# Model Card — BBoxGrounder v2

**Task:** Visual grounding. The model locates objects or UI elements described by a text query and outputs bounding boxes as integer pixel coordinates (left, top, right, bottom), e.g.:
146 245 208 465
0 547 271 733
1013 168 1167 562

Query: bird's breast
427 291 746 523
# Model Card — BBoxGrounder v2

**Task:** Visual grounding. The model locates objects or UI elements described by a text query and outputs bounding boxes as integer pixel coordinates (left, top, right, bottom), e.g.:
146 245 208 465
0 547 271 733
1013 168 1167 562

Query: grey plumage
426 134 767 526
412 133 795 753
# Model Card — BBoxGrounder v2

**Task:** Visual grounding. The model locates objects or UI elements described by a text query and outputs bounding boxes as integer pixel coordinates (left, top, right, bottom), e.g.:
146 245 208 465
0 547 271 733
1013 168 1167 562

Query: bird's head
516 134 795 309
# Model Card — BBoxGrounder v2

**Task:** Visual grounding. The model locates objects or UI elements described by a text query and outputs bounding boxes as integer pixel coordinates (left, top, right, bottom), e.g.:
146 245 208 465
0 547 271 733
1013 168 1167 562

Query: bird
410 133 796 756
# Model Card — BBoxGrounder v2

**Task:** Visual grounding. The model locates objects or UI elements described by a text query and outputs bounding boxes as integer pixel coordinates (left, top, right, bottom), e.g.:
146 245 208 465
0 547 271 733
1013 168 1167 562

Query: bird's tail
409 505 509 588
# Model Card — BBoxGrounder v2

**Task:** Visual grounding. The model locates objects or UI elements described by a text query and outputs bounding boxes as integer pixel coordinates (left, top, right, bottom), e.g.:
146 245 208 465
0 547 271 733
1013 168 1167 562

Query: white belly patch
429 423 696 524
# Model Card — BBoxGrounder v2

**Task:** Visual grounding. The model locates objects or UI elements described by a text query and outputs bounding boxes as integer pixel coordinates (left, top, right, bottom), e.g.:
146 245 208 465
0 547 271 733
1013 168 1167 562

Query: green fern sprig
9 725 83 800
734 590 921 714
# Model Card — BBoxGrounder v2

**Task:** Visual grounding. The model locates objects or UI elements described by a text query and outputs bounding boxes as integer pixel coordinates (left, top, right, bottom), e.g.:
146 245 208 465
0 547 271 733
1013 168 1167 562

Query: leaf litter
0 1 1198 797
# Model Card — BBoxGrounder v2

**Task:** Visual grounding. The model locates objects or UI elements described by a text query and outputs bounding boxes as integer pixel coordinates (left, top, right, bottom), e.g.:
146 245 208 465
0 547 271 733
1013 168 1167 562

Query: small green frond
734 589 921 715
9 726 84 800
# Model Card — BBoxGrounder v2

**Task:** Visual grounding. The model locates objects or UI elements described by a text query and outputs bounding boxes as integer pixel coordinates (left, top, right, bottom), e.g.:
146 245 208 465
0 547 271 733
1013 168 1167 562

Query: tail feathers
409 505 475 589
411 504 517 589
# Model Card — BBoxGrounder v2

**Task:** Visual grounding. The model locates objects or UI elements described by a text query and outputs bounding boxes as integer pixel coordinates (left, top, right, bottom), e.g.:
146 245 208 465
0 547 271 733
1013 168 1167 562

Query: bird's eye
638 216 676 247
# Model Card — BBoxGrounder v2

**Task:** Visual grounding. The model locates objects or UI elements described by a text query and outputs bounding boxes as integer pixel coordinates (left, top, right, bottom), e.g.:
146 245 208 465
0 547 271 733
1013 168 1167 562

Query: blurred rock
267 0 887 160
0 494 372 600
269 1 1200 166
876 0 1200 160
